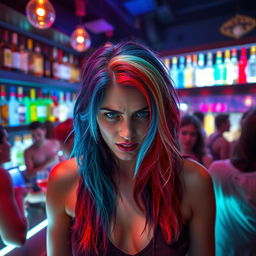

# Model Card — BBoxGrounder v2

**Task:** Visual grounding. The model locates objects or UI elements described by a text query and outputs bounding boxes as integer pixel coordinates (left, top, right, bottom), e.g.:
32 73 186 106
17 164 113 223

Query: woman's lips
116 143 138 152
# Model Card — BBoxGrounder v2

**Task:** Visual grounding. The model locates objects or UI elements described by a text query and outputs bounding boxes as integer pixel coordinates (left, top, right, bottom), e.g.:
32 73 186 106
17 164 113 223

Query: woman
209 107 256 256
0 125 27 246
178 114 213 168
46 42 215 256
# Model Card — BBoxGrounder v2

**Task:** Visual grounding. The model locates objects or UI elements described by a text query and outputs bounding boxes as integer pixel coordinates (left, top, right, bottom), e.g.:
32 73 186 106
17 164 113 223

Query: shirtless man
207 114 230 160
24 121 60 181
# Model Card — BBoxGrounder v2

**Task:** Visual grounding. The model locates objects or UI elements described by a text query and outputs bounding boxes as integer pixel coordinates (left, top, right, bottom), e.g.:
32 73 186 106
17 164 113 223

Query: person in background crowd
24 121 60 187
0 125 27 246
208 107 256 256
207 114 230 160
178 114 213 168
46 41 215 256
193 111 207 141
230 107 254 156
44 121 55 139
53 118 74 159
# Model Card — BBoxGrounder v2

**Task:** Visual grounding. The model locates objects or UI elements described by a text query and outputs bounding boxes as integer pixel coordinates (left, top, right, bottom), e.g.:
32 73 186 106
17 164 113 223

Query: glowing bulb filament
36 7 46 17
77 36 85 44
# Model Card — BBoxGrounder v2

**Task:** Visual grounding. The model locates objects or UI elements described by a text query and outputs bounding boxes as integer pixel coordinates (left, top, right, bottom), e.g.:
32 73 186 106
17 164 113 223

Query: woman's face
97 84 150 162
0 130 11 164
178 124 197 153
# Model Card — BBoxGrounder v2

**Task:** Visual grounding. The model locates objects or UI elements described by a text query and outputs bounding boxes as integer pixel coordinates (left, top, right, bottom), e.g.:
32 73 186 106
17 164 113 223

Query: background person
178 114 213 168
24 121 60 191
0 125 27 246
208 108 256 256
207 113 230 160
46 41 215 256
193 111 207 141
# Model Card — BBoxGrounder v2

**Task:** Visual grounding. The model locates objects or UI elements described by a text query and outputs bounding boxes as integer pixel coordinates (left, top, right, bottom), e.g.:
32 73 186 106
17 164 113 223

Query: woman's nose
119 119 134 140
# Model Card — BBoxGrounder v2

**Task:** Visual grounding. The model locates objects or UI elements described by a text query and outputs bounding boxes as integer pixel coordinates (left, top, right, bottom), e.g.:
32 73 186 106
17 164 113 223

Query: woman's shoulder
48 158 79 192
182 158 213 194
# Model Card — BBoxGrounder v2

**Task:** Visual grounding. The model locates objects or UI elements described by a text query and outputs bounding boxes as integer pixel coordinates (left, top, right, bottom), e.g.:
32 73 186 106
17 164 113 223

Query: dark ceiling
1 0 256 52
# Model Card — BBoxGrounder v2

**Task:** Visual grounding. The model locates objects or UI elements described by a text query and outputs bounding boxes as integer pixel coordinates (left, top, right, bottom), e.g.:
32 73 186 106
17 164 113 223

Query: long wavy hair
180 114 205 161
72 41 184 255
231 107 256 173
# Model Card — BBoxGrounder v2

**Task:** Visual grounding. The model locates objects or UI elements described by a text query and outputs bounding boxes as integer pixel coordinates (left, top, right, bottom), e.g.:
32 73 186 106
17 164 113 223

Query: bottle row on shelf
4 133 33 169
0 29 81 82
0 85 76 127
163 45 256 89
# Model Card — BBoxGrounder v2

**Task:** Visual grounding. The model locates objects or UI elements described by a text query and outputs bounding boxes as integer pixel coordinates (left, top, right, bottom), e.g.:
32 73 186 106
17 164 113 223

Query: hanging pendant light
26 0 56 29
71 25 91 52
70 0 91 52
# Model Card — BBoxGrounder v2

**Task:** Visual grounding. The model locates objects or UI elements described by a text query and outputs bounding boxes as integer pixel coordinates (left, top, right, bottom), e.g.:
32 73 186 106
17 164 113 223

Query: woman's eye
136 111 149 119
104 112 119 119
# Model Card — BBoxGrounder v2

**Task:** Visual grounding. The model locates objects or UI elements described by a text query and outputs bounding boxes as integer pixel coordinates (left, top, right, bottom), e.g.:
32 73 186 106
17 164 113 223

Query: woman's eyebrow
100 106 149 114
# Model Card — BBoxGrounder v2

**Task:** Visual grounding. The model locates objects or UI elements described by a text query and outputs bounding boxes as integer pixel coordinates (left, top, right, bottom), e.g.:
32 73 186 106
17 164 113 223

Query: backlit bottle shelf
176 83 256 97
0 69 79 91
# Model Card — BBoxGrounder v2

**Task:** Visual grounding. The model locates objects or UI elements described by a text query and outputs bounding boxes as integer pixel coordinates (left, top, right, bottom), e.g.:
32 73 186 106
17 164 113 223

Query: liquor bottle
246 45 256 83
11 136 25 166
192 54 198 87
177 56 185 88
29 88 38 122
73 57 81 82
23 89 31 124
11 33 21 72
37 89 47 122
58 91 69 121
65 92 73 118
163 57 171 81
45 91 55 122
230 48 238 84
204 52 214 86
71 92 77 113
214 51 225 85
8 86 20 126
23 134 33 149
170 57 179 88
196 53 205 87
34 44 44 77
57 49 64 80
1 30 12 70
238 47 248 84
27 39 35 75
62 55 71 81
52 47 59 79
43 46 51 77
17 87 26 124
20 37 29 74
51 91 59 122
184 55 193 88
223 49 236 85
0 85 9 126
164 57 170 70
69 54 76 83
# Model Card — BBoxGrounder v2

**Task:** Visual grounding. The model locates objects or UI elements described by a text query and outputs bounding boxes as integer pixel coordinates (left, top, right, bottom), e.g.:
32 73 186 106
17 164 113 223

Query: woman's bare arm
0 168 27 246
183 160 215 256
46 158 78 256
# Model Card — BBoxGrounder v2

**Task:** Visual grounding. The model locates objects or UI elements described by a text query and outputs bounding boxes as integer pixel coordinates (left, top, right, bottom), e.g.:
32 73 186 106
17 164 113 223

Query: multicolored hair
72 41 183 255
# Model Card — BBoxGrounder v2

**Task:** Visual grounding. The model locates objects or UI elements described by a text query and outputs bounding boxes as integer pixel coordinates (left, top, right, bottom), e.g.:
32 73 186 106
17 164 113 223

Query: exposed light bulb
36 8 45 17
70 26 91 52
26 0 56 29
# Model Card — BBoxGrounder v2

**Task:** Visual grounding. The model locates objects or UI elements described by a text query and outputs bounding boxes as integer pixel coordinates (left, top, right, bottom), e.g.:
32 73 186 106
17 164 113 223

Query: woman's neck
182 148 194 155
